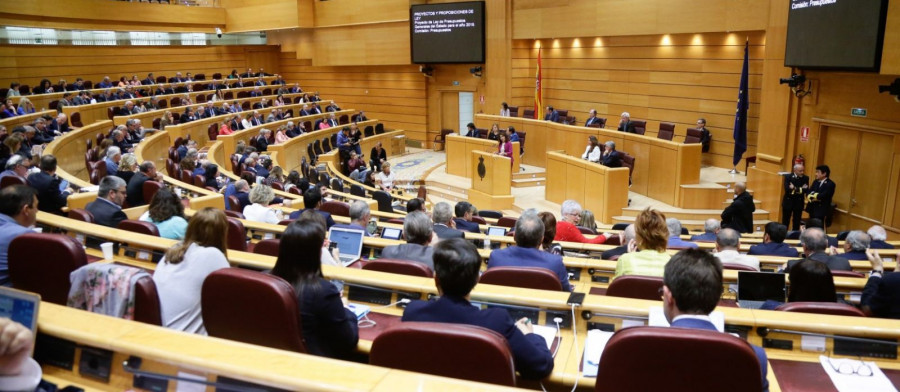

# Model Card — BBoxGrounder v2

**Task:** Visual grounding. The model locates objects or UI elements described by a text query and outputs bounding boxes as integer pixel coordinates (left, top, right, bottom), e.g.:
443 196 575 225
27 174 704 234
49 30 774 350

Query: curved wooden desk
0 110 56 130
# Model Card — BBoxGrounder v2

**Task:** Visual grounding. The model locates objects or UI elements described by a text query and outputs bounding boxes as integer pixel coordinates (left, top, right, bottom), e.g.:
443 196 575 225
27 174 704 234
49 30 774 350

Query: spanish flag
534 47 542 120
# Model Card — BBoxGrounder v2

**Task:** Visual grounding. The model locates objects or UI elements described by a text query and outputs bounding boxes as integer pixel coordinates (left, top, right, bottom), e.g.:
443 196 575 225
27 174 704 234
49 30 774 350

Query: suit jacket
585 116 602 127
544 110 560 123
601 245 628 260
288 209 335 229
862 272 900 319
601 150 622 168
402 295 554 379
722 191 756 234
255 136 269 152
26 171 70 215
126 172 151 207
488 246 572 291
870 240 896 249
690 232 718 242
841 250 869 261
295 276 359 359
453 218 481 234
670 318 768 391
433 224 465 240
782 173 809 201
142 77 154 85
618 121 636 133
380 243 434 270
785 251 852 272
85 198 127 228
747 242 800 258
806 178 835 218
299 109 311 117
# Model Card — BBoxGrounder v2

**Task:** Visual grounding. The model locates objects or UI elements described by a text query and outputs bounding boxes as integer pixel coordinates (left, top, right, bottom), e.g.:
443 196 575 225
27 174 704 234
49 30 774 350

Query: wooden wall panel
313 0 409 27
221 0 302 32
0 0 223 32
880 0 900 74
0 45 280 94
510 32 763 169
311 23 411 66
278 52 426 141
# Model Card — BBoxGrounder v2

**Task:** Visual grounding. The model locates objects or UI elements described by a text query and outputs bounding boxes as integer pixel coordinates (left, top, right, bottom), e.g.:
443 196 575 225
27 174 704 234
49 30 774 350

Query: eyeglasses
826 357 874 377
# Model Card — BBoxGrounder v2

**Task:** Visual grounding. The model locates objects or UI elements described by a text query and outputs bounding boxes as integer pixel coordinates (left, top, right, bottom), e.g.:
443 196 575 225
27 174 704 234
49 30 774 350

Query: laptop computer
381 227 403 241
328 227 365 266
737 271 786 309
0 287 40 333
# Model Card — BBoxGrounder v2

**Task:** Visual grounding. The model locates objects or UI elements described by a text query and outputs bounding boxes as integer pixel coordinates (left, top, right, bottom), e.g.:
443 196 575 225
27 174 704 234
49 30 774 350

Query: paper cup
100 242 114 261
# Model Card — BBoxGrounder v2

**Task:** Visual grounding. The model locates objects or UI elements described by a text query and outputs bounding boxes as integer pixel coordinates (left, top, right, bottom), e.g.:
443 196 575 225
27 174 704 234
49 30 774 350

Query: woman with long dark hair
140 189 188 240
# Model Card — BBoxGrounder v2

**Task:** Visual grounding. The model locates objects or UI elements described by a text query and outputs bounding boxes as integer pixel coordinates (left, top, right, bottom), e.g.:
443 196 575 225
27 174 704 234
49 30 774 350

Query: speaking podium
468 150 515 210
445 134 520 177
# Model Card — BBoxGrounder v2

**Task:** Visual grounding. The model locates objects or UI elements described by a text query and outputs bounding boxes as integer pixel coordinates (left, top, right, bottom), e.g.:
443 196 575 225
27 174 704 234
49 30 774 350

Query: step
511 177 546 188
620 207 769 221
612 215 773 233
512 170 545 181
424 185 468 203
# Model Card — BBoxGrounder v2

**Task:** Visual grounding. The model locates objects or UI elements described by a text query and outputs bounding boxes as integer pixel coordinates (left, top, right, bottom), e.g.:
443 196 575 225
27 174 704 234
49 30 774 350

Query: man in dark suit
868 225 896 249
617 111 636 133
380 211 435 269
453 202 481 234
356 111 368 122
662 249 768 390
721 182 755 234
805 164 835 222
432 202 465 240
784 228 852 272
862 249 900 319
142 73 154 85
803 218 837 248
690 219 720 242
584 109 603 127
299 104 312 117
288 188 335 229
695 118 712 152
26 155 73 216
488 212 572 291
544 106 559 123
125 161 159 207
254 77 266 87
86 176 128 228
601 224 634 260
748 222 799 258
242 68 255 78
325 102 341 112
841 230 870 261
781 164 809 231
402 237 554 380
600 141 622 168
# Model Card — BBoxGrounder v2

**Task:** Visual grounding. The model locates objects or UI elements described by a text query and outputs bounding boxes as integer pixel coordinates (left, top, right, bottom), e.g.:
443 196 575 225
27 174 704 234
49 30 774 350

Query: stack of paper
582 329 614 377
820 355 897 392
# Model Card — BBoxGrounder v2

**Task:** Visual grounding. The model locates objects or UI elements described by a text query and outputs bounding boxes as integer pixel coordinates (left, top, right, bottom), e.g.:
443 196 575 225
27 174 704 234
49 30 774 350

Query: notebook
0 287 40 333
328 227 365 266
737 271 786 309
381 227 403 241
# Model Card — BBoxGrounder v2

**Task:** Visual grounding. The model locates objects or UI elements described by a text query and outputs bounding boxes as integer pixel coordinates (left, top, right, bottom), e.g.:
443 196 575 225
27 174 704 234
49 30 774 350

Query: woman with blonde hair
159 111 174 130
243 184 282 224
152 207 230 335
16 97 35 115
614 207 671 279
116 153 137 183
580 210 598 231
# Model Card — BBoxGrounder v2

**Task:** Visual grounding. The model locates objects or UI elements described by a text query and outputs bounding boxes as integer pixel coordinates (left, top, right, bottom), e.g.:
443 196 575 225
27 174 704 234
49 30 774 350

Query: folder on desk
582 329 614 377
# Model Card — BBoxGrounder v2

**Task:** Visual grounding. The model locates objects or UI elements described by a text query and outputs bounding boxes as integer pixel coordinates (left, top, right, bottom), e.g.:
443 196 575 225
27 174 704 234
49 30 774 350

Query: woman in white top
582 135 602 163
243 184 283 224
500 102 511 117
153 208 230 335
376 161 396 192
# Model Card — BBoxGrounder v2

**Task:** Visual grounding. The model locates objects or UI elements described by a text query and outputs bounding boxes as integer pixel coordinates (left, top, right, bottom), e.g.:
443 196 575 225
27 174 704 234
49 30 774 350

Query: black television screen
785 0 889 71
410 1 485 64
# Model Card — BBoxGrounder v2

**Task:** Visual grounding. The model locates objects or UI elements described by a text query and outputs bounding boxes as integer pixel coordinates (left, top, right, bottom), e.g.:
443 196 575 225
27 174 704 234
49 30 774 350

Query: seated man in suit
543 106 559 123
803 218 838 248
617 111 636 133
841 230 870 261
125 161 160 207
600 141 622 168
690 219 720 242
86 176 128 228
453 201 481 234
783 228 851 273
748 222 799 258
862 249 900 319
142 73 155 85
26 155 74 216
662 248 768 390
666 218 698 249
584 109 603 127
432 202 465 241
602 224 634 261
868 225 895 249
712 228 759 271
402 238 554 380
0 185 39 287
332 201 372 236
288 188 335 229
465 122 479 138
381 211 436 269
488 210 572 291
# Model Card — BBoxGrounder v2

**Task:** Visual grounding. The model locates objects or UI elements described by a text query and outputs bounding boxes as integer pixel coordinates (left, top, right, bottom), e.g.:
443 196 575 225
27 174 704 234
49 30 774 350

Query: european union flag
733 40 749 168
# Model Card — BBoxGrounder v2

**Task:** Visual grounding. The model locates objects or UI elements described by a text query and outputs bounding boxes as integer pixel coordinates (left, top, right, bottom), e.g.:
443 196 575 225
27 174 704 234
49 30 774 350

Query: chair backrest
684 127 703 144
350 184 366 197
9 233 88 305
372 191 394 214
830 269 865 278
496 216 518 228
228 195 242 212
363 259 434 278
320 201 350 217
252 238 281 257
478 210 503 219
223 210 245 220
193 174 205 187
658 122 675 141
142 181 163 205
117 220 160 237
226 217 248 251
775 301 866 317
68 208 94 223
322 137 332 152
208 123 218 141
588 118 607 128
620 152 635 182
471 216 487 224
522 108 535 119
605 275 664 301
364 125 375 137
370 322 516 386
71 112 83 127
0 176 26 189
375 123 385 134
595 327 762 392
576 226 598 235
133 276 163 326
632 120 647 135
201 268 306 353
478 267 563 291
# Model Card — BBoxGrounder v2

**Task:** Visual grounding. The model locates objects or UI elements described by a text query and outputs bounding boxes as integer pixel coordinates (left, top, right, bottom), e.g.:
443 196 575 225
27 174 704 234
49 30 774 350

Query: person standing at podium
781 164 808 231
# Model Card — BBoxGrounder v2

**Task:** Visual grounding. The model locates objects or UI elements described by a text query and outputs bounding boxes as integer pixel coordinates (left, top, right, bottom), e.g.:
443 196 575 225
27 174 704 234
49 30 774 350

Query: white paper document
581 329 615 377
820 355 897 392
531 324 557 351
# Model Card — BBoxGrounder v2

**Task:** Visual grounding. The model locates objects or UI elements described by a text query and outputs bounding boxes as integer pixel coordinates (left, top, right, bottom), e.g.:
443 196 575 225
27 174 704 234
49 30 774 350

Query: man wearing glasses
662 248 769 390
86 176 128 228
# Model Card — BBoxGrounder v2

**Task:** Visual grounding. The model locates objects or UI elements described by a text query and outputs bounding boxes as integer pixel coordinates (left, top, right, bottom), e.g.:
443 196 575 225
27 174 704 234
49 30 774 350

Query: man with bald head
488 210 572 291
782 164 809 231
784 227 852 273
722 181 755 234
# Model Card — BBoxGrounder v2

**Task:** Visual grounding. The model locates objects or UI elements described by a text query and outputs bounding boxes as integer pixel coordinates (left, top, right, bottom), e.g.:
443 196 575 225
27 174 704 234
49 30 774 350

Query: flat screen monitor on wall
784 0 889 71
410 1 485 64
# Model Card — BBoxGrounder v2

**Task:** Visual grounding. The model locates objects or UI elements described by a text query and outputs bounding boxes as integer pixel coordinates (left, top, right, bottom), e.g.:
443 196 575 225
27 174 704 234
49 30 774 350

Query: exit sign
851 108 867 117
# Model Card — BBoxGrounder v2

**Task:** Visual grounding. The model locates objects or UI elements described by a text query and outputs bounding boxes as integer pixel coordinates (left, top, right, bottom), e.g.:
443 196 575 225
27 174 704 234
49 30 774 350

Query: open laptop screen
328 227 365 260
0 287 40 332
737 271 787 302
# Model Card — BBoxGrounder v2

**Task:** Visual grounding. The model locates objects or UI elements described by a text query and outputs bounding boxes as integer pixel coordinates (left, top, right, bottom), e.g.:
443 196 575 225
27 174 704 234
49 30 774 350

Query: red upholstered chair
0 176 26 189
830 270 865 278
496 216 518 229
595 327 762 392
657 122 675 141
133 275 162 326
631 120 647 135
576 226 597 235
223 210 245 220
432 129 453 151
70 112 83 128
722 262 758 271
252 239 281 257
508 106 519 117
117 220 160 237
208 123 218 141
620 152 635 185
479 267 563 291
522 109 535 119
201 268 306 353
9 233 87 305
775 302 866 317
370 322 516 386
193 175 205 188
605 275 664 301
363 259 434 278
320 201 350 217
228 195 242 213
684 127 703 144
142 181 163 205
68 208 94 223
386 218 405 225
471 216 487 225
226 217 248 251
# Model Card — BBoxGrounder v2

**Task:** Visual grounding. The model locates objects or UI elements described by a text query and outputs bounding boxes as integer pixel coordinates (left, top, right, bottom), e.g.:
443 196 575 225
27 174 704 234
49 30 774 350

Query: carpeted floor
385 149 446 184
